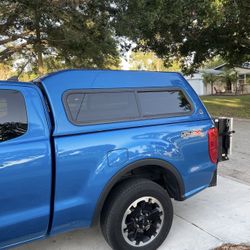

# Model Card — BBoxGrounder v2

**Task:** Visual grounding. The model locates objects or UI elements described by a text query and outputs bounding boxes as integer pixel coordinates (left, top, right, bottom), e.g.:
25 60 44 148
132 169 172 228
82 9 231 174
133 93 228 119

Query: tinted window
138 90 191 116
67 93 84 121
66 92 139 124
0 90 28 142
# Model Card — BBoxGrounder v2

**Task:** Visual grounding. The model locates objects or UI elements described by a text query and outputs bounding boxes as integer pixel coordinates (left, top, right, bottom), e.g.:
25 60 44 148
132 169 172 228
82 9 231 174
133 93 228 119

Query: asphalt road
15 119 250 250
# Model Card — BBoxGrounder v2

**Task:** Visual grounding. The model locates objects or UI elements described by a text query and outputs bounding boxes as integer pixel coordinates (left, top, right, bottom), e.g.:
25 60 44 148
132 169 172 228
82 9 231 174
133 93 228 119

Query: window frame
0 89 28 142
62 87 194 126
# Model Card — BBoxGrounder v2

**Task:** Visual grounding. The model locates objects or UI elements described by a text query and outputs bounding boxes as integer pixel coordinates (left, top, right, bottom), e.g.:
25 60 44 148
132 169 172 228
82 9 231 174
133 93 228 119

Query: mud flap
209 169 217 187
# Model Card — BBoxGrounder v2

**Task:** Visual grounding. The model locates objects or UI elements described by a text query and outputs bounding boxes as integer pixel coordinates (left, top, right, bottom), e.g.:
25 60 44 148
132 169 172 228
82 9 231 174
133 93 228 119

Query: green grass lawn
200 95 250 119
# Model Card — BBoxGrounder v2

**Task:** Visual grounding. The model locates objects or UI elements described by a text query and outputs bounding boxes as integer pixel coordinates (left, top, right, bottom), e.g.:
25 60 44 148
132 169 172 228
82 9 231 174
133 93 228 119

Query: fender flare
91 158 185 226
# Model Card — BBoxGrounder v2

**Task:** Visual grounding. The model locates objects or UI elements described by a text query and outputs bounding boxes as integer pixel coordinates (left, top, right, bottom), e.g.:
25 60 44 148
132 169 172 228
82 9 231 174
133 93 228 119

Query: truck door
0 85 51 248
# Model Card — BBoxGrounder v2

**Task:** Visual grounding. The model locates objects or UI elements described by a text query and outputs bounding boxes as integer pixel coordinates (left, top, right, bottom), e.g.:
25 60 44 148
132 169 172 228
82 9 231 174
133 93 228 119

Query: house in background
193 62 250 96
213 62 250 94
185 73 206 96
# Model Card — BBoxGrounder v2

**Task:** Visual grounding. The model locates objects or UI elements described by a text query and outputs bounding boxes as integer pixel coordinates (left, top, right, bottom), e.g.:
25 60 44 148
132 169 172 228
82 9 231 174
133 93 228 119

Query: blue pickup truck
0 70 232 250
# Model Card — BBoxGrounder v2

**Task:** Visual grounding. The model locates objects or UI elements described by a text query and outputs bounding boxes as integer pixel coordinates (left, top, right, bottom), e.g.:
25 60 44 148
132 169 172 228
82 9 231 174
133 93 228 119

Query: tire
101 178 173 250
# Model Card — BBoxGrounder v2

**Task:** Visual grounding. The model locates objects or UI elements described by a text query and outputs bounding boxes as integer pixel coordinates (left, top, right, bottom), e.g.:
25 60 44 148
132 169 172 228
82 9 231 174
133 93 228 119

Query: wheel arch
91 158 185 226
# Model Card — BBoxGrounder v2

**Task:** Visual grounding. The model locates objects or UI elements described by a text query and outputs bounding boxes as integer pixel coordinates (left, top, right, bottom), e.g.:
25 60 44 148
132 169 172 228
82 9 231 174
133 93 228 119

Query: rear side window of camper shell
63 89 192 125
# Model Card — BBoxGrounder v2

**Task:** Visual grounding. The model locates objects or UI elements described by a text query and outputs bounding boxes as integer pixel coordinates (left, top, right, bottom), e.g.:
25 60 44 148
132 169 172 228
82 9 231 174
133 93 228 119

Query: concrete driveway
219 119 250 184
16 119 250 250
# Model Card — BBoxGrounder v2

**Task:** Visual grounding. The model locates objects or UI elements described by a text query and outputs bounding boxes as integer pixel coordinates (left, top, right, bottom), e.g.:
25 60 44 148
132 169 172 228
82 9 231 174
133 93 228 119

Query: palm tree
218 70 237 93
202 73 218 95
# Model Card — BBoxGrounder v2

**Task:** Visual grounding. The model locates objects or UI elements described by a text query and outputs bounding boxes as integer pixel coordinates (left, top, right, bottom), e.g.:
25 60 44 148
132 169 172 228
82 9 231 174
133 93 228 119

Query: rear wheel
101 178 173 250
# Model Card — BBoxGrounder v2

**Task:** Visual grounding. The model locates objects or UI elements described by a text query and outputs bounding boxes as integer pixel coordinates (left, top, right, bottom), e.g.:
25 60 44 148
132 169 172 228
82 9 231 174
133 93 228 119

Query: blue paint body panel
51 120 215 234
0 70 216 248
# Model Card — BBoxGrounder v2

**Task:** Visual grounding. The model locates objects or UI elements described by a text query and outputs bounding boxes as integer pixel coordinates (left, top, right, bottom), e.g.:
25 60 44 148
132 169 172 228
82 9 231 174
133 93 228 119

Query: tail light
208 127 218 164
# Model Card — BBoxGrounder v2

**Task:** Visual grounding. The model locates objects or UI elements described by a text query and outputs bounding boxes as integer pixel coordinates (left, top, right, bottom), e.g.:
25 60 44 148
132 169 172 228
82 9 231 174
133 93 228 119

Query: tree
112 0 250 74
1 0 249 76
0 63 12 80
218 70 237 93
129 51 180 71
0 0 120 74
202 73 218 95
203 56 225 69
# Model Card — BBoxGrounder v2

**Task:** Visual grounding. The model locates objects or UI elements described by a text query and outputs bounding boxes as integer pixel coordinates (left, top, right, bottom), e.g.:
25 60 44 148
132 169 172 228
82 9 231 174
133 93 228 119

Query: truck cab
0 82 52 247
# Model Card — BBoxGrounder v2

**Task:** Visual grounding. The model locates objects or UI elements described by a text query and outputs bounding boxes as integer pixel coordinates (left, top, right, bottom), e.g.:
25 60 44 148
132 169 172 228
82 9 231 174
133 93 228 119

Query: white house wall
185 73 205 96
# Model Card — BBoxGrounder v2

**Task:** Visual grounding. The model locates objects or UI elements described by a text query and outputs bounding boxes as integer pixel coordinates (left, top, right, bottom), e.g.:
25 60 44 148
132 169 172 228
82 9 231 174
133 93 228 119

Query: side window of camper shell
63 89 192 125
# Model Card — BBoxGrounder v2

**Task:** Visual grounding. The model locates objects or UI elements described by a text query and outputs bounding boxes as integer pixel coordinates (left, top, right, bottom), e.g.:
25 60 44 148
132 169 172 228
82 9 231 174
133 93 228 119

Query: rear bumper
209 168 217 187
